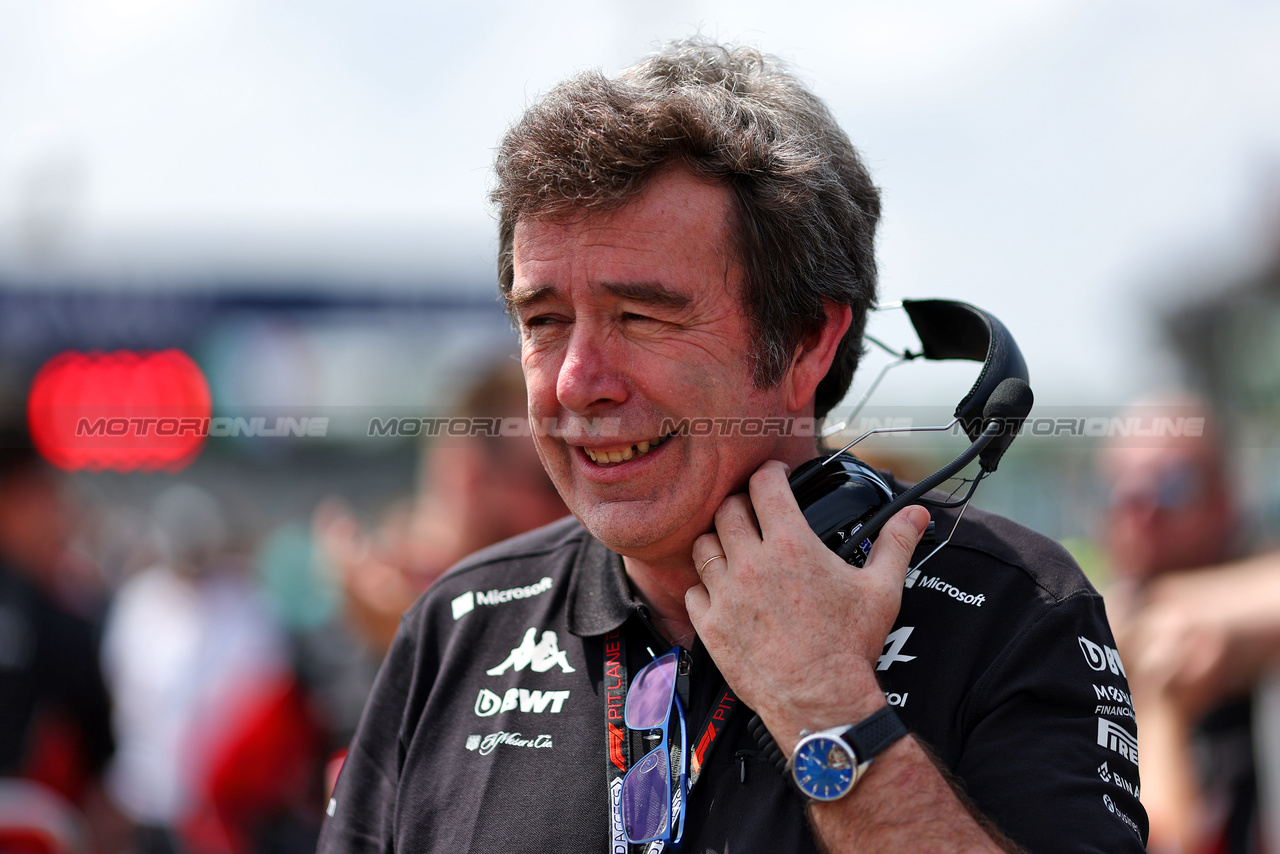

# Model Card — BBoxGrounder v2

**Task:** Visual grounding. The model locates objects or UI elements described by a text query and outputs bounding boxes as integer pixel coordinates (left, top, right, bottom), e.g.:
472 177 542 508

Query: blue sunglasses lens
621 747 671 841
619 649 687 845
625 650 678 730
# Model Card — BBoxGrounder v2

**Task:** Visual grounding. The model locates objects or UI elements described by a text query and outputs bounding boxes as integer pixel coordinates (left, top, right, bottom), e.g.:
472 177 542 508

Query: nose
555 322 628 415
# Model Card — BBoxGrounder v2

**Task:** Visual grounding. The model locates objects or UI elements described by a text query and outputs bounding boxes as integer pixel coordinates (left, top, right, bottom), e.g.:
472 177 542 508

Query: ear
783 302 852 414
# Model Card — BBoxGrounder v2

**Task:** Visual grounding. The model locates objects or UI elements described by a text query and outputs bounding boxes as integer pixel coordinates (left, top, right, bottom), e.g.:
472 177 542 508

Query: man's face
1101 441 1234 580
510 167 803 563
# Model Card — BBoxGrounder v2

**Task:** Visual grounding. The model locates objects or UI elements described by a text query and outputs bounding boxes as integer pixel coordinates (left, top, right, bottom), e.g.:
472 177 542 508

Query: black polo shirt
319 507 1148 853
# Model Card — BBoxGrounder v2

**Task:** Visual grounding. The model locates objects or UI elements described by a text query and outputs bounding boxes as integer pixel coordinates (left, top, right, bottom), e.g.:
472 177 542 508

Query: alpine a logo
1079 636 1126 677
465 731 553 756
451 577 553 620
475 687 571 717
877 626 916 671
904 569 985 607
487 627 576 675
1097 718 1139 766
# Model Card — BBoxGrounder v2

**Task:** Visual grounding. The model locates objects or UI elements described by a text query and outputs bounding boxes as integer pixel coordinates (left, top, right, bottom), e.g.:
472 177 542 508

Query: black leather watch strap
842 706 907 763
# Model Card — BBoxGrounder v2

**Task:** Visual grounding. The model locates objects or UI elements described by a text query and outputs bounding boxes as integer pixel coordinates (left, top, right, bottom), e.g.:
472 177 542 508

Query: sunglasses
1109 464 1206 510
620 648 688 847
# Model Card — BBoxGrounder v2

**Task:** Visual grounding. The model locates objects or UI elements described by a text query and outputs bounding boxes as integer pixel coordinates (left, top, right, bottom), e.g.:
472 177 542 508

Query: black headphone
789 299 1034 566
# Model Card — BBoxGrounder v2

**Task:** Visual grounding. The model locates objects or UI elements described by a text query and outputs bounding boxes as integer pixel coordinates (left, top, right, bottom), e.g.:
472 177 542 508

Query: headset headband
901 299 1030 472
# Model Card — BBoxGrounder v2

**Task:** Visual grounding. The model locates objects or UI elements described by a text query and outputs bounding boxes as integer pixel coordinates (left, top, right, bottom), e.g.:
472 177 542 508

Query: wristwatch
788 706 907 802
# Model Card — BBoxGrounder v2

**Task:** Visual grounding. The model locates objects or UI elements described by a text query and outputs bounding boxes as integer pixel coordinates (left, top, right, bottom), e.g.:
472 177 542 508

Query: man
1101 398 1269 853
319 40 1146 852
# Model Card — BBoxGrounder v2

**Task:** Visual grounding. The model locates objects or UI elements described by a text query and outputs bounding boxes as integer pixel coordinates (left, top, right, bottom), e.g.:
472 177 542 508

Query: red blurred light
27 350 213 472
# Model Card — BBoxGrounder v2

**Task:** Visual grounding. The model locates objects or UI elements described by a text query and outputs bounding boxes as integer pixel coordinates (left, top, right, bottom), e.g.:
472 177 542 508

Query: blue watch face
793 735 856 801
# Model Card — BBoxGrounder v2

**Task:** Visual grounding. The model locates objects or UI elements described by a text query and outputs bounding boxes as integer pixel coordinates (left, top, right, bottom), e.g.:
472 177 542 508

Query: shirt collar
565 531 636 637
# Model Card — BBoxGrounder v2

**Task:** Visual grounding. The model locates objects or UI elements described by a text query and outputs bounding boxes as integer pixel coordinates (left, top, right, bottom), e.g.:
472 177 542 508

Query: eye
521 313 565 329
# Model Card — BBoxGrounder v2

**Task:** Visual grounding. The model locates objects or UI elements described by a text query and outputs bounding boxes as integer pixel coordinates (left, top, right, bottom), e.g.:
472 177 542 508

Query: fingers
746 460 803 540
692 532 727 585
865 505 930 583
713 492 759 547
685 581 711 627
712 460 800 552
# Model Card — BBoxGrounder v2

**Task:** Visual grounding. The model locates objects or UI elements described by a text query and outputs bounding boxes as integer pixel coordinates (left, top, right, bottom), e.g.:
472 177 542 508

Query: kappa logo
475 687 571 717
877 626 917 671
1078 636 1126 677
487 627 576 675
451 577 553 620
1097 717 1139 766
465 731 553 756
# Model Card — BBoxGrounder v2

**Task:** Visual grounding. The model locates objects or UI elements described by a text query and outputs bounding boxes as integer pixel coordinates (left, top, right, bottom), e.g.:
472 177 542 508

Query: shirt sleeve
954 592 1149 853
317 614 424 854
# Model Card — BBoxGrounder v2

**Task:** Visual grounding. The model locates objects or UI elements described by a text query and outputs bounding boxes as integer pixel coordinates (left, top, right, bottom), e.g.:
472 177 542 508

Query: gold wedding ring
698 554 727 577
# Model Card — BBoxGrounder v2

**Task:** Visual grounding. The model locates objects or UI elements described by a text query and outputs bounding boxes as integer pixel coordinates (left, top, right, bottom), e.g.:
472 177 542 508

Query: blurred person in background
318 360 566 653
0 426 117 851
307 360 565 787
1101 396 1279 854
102 484 319 854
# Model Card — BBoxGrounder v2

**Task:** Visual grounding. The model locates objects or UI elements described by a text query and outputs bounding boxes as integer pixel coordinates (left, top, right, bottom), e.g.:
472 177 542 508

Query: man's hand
1114 552 1280 721
684 459 929 754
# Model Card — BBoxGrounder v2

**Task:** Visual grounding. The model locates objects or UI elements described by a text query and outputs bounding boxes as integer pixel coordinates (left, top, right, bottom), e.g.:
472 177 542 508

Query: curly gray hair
492 38 880 419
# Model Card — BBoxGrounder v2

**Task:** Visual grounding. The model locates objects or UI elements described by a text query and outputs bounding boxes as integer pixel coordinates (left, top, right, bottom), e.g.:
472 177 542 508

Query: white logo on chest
475 687 571 716
487 627 576 675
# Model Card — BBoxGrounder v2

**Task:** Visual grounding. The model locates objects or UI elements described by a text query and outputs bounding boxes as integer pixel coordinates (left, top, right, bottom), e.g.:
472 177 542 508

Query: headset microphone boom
788 299 1035 569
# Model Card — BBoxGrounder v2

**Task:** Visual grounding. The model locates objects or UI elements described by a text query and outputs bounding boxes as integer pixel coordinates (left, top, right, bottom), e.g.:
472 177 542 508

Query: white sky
2 0 1279 407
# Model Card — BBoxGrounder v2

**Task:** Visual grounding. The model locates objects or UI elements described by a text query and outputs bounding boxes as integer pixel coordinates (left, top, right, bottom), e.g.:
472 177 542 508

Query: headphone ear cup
789 454 895 565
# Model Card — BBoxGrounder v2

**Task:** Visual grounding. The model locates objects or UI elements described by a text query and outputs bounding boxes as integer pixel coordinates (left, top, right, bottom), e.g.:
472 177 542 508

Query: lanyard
604 629 631 854
603 631 739 854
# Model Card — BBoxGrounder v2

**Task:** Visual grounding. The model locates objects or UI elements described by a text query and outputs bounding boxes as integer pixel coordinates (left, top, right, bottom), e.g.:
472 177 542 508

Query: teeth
585 435 666 465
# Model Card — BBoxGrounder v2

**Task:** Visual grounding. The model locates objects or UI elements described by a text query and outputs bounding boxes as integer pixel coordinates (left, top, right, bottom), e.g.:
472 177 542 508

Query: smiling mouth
583 434 670 465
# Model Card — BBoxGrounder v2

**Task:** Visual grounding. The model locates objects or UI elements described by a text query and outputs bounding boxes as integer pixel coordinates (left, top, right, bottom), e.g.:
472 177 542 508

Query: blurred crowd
0 361 566 854
6 284 1280 853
